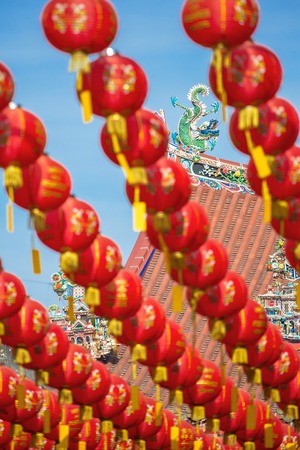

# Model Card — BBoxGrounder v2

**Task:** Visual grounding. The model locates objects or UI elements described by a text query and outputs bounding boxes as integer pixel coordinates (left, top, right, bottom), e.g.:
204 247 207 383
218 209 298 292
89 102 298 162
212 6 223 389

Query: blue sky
1 1 300 308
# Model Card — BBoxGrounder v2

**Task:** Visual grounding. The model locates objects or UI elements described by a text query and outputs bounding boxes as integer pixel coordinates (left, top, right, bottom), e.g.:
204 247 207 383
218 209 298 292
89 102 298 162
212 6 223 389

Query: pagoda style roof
106 151 279 404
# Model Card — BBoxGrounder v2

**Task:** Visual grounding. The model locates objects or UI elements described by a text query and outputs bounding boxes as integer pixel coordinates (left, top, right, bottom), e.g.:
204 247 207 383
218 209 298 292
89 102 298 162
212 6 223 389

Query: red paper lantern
113 393 147 431
0 366 19 409
1 297 50 364
25 322 70 371
69 418 101 450
41 0 118 59
183 359 222 417
261 342 300 388
247 146 300 201
94 374 130 420
209 41 282 109
253 412 284 450
47 343 93 399
181 0 259 48
100 108 169 168
0 378 43 424
236 399 265 443
210 299 268 364
128 397 163 441
170 238 228 289
35 195 100 273
93 269 143 320
6 431 32 450
22 389 61 434
12 154 72 214
276 371 300 406
72 360 111 406
271 197 300 240
126 157 191 215
145 409 176 449
116 297 166 348
0 62 14 111
146 201 209 254
220 389 251 434
44 403 83 442
204 377 235 420
0 419 13 447
188 271 248 319
0 260 26 322
229 98 299 156
78 51 148 118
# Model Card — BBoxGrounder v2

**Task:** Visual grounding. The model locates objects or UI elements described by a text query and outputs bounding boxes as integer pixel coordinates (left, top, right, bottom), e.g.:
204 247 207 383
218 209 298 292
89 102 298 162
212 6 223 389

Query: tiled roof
107 157 279 406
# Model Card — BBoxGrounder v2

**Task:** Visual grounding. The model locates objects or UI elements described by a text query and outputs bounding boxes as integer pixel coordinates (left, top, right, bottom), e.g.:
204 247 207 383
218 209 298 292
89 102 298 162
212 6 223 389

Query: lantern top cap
101 47 118 57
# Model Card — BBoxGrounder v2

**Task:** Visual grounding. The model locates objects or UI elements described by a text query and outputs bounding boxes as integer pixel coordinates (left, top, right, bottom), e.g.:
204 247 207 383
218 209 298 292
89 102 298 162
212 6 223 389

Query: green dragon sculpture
171 84 220 159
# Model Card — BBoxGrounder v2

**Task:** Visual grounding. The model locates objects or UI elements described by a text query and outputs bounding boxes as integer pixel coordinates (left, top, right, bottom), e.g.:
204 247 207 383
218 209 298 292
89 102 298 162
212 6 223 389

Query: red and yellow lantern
0 261 26 332
0 62 14 111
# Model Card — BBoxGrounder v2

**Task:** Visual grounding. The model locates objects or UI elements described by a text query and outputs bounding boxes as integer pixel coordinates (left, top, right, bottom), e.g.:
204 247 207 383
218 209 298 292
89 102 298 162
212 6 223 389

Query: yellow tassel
192 406 205 421
212 44 227 122
107 113 127 146
6 202 13 233
67 296 75 323
261 180 272 224
193 441 203 450
130 167 148 185
79 89 93 124
172 284 183 313
101 420 113 433
85 286 100 307
170 252 186 270
153 366 168 383
10 424 23 437
16 384 25 409
0 322 4 336
170 426 179 450
287 405 299 420
80 405 93 421
108 319 123 336
238 106 259 130
153 212 171 232
223 433 237 445
33 432 45 448
133 199 147 232
296 284 300 311
246 368 262 385
232 347 248 364
269 388 280 403
130 385 140 411
31 208 46 232
244 442 256 450
14 347 31 365
59 424 69 448
207 418 220 433
43 409 51 434
209 319 226 340
231 386 239 413
59 388 73 405
264 423 274 448
246 403 256 430
155 401 163 426
32 248 42 275
286 444 297 450
78 441 87 450
69 51 90 73
131 344 147 361
36 369 49 386
170 389 183 406
116 429 129 442
60 251 79 273
4 165 23 191
135 440 146 450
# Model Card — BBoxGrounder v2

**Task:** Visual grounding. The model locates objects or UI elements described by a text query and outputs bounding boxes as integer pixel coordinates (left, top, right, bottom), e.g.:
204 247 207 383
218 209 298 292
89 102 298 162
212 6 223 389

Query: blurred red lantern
12 154 72 217
69 418 101 450
128 397 163 441
229 98 299 156
94 374 130 421
181 0 259 48
247 146 300 201
139 320 186 372
261 342 300 389
93 269 143 320
47 343 93 402
24 322 69 371
0 378 43 424
115 297 166 350
0 366 19 409
236 399 265 444
145 409 176 449
146 201 209 254
67 233 122 308
209 41 282 109
35 195 100 273
0 62 14 111
41 0 118 67
220 389 251 434
0 419 13 447
6 431 32 450
210 299 268 364
170 238 228 289
72 360 111 408
100 108 169 168
285 238 300 272
204 377 235 422
0 260 26 324
253 412 284 450
113 393 147 431
44 403 83 443
188 270 248 319
276 371 300 408
126 157 191 215
1 297 50 364
95 428 116 449
183 359 222 420
78 50 148 119
22 389 61 434
271 197 300 240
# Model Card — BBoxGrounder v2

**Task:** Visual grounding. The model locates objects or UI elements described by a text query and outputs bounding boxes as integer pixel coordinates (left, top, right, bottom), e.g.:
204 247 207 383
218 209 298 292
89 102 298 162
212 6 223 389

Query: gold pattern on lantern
4 281 17 305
